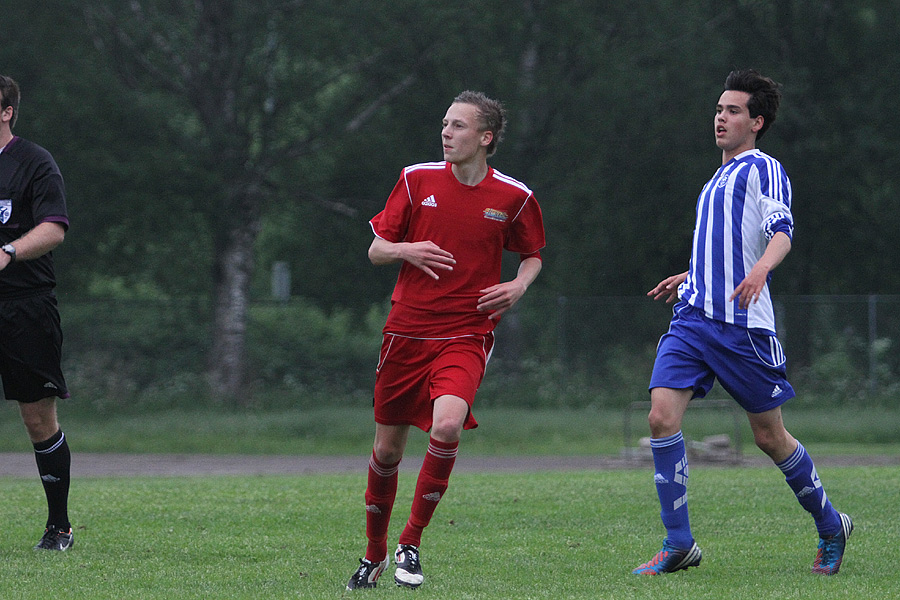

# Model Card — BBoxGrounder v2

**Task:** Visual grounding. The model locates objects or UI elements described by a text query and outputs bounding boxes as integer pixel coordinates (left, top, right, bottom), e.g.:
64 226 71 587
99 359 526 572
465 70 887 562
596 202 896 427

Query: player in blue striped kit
633 69 852 576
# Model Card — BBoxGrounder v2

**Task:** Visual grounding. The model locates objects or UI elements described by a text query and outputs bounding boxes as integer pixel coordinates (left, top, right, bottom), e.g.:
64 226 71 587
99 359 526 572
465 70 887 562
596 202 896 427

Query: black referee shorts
0 293 69 402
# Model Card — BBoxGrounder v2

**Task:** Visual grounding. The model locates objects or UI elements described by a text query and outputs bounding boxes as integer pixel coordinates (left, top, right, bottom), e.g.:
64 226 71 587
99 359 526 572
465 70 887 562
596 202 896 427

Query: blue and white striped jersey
677 149 793 333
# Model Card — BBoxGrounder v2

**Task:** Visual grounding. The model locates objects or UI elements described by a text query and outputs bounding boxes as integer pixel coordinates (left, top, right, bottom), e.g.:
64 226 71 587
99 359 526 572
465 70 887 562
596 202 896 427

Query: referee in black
0 75 73 551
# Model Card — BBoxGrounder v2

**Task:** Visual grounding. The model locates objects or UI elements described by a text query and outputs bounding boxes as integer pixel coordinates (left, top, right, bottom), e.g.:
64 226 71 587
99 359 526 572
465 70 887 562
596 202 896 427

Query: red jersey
370 161 545 337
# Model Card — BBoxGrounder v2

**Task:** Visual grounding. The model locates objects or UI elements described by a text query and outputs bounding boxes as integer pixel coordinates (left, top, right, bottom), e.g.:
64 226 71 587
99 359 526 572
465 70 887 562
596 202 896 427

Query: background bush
59 294 900 410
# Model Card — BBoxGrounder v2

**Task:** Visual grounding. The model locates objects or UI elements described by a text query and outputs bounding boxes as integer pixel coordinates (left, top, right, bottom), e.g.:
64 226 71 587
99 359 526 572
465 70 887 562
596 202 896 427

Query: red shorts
374 333 494 432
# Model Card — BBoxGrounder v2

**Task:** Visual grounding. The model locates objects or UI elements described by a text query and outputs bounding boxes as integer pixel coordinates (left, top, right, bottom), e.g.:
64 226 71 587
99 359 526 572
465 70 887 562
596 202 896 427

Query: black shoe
346 557 389 590
35 526 74 551
394 544 424 588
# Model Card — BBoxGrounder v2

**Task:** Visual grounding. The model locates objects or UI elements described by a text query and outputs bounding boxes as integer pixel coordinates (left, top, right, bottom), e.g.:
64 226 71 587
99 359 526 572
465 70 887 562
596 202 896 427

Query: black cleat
35 526 74 551
394 544 424 588
347 557 389 590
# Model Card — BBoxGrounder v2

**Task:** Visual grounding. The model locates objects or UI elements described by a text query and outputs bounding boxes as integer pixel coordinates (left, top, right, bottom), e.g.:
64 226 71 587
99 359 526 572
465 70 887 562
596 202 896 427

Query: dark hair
723 69 781 140
0 75 20 129
453 90 506 156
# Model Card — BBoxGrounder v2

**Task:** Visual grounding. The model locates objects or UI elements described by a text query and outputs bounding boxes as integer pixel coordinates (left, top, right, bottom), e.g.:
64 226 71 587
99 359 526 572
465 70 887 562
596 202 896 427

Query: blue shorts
649 302 794 413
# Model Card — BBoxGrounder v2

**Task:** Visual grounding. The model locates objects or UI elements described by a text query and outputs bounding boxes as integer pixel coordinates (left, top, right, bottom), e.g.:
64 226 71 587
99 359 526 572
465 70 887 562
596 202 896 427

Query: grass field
0 466 893 599
0 403 897 457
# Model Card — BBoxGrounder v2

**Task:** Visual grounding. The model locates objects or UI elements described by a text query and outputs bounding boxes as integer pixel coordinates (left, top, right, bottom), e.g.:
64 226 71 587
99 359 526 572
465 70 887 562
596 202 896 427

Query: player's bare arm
730 231 791 310
368 236 456 280
477 255 542 320
648 271 688 304
0 222 66 270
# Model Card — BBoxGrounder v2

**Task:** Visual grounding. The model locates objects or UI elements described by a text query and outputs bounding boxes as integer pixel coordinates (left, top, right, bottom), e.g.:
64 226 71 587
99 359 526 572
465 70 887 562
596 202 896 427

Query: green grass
1 402 899 456
0 466 891 599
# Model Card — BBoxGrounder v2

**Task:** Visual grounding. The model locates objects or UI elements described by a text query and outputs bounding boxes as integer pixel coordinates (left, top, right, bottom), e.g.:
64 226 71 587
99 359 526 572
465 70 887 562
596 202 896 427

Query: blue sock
776 442 841 536
651 431 693 548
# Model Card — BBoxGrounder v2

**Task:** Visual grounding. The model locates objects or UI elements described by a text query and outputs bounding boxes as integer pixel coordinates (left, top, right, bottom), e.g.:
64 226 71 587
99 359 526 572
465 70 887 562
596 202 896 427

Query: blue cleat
633 539 702 575
812 512 853 575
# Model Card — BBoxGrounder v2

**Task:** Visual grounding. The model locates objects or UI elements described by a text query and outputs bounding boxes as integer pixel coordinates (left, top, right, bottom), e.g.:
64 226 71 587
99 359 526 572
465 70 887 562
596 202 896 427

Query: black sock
33 429 71 530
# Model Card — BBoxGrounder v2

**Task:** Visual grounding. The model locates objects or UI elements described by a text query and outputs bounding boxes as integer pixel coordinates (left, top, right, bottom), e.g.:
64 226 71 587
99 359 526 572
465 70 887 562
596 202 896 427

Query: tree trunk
207 190 261 403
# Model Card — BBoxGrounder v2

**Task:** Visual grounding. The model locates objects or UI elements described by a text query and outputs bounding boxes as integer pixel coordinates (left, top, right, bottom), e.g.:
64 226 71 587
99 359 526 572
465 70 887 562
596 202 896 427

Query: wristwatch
2 244 15 262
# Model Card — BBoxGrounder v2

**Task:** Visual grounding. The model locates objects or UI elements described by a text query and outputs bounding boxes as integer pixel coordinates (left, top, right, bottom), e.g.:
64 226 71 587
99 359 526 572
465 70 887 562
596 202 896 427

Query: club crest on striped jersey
0 199 11 224
716 173 729 188
483 208 508 222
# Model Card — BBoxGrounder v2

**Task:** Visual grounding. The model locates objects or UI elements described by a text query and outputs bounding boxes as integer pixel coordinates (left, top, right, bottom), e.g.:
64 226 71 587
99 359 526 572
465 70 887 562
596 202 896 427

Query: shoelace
355 558 377 580
637 546 669 569
400 547 420 570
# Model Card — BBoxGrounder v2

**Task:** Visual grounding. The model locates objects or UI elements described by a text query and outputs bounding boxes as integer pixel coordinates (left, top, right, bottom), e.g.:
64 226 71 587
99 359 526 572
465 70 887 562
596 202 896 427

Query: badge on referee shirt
0 199 11 224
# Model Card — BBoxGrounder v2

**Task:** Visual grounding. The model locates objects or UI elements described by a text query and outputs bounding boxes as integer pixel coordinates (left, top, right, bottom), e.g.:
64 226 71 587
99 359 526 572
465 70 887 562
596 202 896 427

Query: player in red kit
347 91 545 590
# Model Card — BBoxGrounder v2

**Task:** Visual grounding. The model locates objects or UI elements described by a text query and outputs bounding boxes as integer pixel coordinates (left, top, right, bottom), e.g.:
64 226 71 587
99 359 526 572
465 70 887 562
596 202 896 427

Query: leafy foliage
246 299 386 394
5 1 899 306
3 1 900 405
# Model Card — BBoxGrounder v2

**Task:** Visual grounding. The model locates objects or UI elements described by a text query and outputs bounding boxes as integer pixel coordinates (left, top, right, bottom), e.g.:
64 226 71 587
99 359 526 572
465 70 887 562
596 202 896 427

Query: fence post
869 294 878 394
774 299 786 345
272 261 291 303
557 295 568 366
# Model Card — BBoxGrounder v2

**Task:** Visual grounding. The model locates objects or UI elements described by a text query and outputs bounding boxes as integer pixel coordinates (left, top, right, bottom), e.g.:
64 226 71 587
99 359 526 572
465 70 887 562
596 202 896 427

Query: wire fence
58 294 900 407
487 294 900 406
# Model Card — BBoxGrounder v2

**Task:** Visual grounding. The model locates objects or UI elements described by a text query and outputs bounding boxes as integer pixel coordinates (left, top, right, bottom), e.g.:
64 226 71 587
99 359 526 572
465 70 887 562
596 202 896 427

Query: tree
81 0 431 401
8 1 899 404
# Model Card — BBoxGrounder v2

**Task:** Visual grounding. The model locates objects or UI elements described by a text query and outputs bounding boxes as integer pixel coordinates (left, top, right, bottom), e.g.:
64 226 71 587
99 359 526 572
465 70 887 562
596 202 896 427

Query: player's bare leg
373 422 410 465
646 387 691 439
746 406 796 463
18 397 60 443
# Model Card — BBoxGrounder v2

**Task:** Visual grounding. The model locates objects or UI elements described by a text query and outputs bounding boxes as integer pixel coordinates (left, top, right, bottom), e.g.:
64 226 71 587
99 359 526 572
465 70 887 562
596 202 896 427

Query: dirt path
2 452 897 477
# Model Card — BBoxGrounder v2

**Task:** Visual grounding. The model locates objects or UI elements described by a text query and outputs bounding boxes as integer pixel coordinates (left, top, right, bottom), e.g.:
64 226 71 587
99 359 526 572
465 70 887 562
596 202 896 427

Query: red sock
365 451 400 562
399 437 458 547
